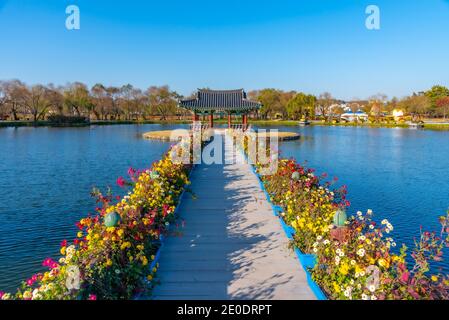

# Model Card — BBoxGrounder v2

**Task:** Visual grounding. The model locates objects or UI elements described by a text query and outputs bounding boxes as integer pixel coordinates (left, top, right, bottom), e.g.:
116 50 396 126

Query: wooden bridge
150 134 314 300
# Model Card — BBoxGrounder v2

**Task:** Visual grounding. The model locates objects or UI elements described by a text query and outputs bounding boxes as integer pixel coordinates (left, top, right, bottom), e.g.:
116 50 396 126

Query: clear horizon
1 0 449 100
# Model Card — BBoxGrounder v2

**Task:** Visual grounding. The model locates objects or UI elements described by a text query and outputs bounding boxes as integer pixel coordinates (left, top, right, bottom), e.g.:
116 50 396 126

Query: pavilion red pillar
242 114 247 129
193 113 200 122
209 113 214 128
228 113 232 128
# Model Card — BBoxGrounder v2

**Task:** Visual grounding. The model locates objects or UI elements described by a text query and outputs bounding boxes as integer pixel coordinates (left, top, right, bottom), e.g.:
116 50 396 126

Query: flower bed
0 147 192 300
238 132 449 300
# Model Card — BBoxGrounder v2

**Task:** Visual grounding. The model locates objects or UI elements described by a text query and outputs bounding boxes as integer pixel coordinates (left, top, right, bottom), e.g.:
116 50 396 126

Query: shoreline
1 119 449 131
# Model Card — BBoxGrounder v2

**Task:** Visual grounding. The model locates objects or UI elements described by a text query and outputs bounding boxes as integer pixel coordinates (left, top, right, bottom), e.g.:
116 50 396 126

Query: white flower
323 240 330 245
362 294 369 300
317 235 323 241
369 225 375 230
358 235 366 241
357 211 362 216
350 260 356 266
339 251 345 257
367 209 373 214
313 248 318 253
391 242 397 247
32 289 41 300
368 285 376 293
371 295 377 300
357 249 366 257
381 219 388 225
360 271 366 277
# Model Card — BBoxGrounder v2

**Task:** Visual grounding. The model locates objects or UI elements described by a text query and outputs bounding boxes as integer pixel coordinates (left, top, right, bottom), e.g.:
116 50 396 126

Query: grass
423 123 449 131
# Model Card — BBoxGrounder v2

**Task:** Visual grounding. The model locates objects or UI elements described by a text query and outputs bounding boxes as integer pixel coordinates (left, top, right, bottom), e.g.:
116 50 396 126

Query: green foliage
424 85 449 113
286 92 316 120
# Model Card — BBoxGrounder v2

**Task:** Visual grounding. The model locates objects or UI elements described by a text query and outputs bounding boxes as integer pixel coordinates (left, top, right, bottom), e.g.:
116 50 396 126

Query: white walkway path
151 134 315 300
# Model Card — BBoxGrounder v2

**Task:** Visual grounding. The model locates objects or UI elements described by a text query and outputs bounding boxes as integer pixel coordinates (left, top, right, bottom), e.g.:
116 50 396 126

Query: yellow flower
332 282 341 293
106 259 113 267
431 275 438 282
339 262 350 275
147 275 153 281
378 258 389 268
77 231 83 238
60 246 66 255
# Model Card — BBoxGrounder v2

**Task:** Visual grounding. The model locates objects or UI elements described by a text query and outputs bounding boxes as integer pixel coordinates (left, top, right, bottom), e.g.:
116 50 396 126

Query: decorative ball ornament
333 209 347 227
104 212 121 227
291 171 300 181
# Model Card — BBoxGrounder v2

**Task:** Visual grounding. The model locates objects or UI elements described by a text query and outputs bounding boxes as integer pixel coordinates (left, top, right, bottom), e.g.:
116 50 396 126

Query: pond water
263 125 449 273
0 124 185 292
0 124 448 292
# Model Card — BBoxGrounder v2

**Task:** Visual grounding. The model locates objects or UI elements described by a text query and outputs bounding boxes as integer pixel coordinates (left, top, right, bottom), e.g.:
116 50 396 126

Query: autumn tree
424 85 449 116
398 94 431 121
368 94 388 121
436 97 449 119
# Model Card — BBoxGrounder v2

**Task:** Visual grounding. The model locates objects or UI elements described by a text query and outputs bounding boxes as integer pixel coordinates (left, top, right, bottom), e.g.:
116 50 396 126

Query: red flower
60 239 67 248
116 176 126 187
88 294 97 300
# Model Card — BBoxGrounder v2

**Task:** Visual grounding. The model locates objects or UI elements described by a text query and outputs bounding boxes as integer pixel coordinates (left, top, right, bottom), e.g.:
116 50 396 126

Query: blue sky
0 0 448 99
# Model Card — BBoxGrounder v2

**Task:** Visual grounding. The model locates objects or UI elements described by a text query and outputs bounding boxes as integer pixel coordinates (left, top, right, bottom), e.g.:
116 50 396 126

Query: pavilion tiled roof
179 89 261 113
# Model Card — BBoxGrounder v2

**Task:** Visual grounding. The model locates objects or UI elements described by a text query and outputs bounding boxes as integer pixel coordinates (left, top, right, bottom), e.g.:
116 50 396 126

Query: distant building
341 111 369 122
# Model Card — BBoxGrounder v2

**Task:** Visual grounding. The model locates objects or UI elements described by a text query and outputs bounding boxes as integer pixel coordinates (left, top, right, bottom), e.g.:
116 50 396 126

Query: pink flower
127 167 136 176
400 272 409 284
42 258 54 267
60 239 67 248
116 176 126 187
0 291 4 299
88 294 97 300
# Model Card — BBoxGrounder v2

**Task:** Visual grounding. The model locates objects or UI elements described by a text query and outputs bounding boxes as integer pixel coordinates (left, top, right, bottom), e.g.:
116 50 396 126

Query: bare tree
106 86 121 120
317 92 334 121
21 85 54 122
0 80 27 120
145 85 177 120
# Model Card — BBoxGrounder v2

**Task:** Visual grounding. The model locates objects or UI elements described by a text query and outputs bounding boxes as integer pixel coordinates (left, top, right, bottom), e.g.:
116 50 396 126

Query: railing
190 122 210 132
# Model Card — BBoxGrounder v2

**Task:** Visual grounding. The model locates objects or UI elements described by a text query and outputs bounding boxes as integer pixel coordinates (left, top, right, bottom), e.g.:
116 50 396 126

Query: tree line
248 86 449 121
0 80 189 122
1 80 449 122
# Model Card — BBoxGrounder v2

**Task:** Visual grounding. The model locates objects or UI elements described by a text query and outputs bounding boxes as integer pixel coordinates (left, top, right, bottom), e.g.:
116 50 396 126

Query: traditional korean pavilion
178 89 261 129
